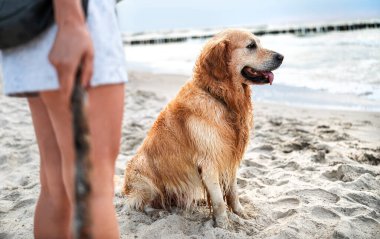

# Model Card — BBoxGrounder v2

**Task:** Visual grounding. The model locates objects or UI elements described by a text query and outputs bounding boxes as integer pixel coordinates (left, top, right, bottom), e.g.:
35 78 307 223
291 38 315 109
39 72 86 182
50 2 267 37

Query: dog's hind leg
200 166 229 228
226 177 247 219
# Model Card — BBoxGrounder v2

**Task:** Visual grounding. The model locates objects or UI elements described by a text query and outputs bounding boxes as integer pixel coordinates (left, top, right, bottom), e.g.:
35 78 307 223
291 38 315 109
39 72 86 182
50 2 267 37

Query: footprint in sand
333 215 380 239
344 192 380 209
1 191 21 201
332 206 374 218
236 177 248 188
259 177 276 186
269 197 300 220
281 137 312 153
242 159 267 168
276 161 300 171
11 198 35 210
311 206 340 220
236 177 264 189
273 208 297 220
285 188 340 204
239 167 267 178
271 197 300 207
270 197 300 209
323 164 378 182
254 144 275 152
343 173 380 191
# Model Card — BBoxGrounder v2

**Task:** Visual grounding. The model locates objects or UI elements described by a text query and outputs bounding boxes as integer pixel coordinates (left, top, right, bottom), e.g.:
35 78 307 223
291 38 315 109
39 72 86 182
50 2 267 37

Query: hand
48 22 94 102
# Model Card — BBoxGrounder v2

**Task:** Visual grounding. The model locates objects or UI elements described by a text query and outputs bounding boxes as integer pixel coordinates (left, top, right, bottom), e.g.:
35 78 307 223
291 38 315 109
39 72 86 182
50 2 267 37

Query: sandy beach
0 70 379 238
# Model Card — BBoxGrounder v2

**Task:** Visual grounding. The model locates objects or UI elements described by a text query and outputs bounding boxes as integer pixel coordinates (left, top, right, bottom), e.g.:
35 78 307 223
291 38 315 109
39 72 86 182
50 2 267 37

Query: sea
124 28 380 112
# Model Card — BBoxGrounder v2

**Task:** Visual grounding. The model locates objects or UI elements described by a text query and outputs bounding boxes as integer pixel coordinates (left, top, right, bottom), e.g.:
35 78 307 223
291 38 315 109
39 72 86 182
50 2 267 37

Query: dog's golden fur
123 29 283 227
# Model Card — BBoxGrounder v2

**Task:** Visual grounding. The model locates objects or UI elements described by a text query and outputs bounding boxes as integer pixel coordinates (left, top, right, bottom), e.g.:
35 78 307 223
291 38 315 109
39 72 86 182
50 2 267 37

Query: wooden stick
71 67 92 239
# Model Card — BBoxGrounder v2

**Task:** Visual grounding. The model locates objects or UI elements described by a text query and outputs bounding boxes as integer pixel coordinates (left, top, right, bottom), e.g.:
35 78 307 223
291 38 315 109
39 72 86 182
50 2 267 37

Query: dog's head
197 29 283 86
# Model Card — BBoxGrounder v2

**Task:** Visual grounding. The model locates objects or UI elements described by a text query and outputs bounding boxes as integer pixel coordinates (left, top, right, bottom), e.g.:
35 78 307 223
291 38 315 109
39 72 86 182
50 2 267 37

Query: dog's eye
246 42 257 49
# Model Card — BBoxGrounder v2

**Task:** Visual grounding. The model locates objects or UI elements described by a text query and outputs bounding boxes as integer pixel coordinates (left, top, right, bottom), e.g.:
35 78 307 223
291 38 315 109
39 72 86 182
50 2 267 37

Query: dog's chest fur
225 101 253 162
191 84 253 165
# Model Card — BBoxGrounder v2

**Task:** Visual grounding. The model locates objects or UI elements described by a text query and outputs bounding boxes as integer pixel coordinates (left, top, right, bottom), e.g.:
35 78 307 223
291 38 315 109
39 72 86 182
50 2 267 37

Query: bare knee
38 187 72 216
89 154 118 199
89 134 121 189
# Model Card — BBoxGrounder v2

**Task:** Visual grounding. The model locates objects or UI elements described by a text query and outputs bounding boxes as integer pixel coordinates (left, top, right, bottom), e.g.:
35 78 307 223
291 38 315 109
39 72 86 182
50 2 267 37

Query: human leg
28 97 72 239
39 83 124 239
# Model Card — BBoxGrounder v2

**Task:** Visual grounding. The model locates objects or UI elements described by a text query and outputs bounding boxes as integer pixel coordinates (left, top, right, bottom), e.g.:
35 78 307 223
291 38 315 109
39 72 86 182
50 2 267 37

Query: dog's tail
123 168 163 210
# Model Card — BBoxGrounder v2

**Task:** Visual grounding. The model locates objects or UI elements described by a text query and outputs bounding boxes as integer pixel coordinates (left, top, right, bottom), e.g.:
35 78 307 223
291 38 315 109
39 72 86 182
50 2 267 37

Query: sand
1 71 380 239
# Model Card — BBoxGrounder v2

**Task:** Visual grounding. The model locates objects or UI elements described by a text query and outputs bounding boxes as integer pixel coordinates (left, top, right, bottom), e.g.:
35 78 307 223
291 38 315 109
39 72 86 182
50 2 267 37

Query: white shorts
0 0 128 96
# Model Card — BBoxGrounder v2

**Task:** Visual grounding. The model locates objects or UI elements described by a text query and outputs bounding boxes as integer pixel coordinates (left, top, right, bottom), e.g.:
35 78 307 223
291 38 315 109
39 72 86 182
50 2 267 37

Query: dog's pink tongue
263 72 274 85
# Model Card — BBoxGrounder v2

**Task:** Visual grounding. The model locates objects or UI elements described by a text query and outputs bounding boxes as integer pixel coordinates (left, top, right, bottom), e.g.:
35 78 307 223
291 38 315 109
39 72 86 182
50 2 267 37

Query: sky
116 0 380 33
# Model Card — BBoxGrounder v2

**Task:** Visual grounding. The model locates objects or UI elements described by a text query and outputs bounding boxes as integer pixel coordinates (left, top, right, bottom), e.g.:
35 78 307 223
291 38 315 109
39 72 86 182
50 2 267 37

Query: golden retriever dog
123 29 283 228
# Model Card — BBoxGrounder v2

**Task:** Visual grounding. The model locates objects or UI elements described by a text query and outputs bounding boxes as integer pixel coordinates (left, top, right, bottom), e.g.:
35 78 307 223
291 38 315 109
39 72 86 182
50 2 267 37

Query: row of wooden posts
124 22 380 45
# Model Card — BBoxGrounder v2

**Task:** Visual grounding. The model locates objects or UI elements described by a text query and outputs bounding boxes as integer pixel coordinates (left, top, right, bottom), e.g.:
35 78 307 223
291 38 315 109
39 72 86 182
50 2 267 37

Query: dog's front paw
214 213 230 229
233 204 249 219
235 210 249 219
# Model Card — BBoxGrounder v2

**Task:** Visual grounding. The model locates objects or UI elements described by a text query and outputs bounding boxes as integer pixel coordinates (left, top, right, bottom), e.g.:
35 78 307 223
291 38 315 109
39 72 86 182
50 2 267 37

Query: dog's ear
201 38 231 81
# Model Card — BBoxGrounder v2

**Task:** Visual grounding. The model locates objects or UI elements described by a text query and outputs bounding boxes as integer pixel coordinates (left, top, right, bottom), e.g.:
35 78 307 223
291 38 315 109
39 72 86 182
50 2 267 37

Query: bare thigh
28 97 69 204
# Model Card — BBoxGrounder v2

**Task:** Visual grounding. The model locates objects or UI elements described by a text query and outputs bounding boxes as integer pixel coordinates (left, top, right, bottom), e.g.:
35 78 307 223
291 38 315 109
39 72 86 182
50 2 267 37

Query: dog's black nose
275 53 284 62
